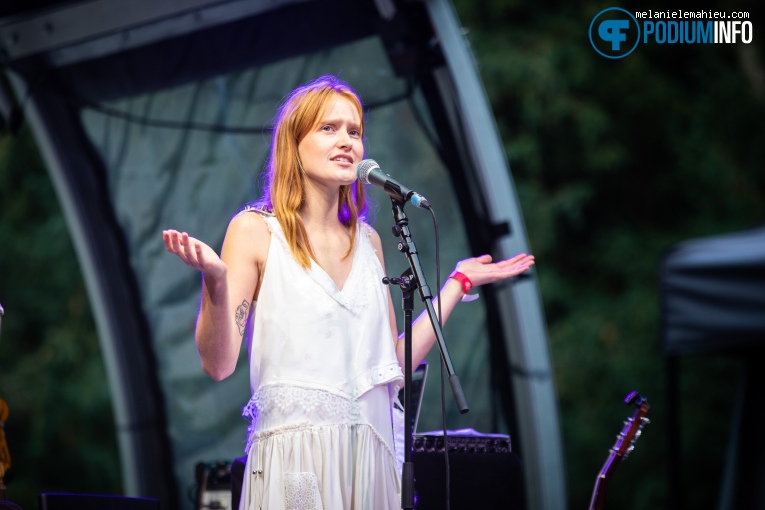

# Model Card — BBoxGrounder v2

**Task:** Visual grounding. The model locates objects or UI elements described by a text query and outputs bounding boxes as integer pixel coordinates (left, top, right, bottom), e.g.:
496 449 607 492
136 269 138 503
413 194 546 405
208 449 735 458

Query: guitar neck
589 392 650 510
589 452 622 510
0 397 9 500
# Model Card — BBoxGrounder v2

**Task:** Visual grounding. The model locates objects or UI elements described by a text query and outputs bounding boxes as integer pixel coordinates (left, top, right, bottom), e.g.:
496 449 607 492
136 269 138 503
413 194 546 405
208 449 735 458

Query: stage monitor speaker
411 433 525 510
38 493 160 510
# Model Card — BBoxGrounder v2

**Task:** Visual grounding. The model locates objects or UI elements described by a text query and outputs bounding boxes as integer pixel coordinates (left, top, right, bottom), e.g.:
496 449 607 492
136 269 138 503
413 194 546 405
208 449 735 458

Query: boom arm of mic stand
389 199 469 414
422 298 468 413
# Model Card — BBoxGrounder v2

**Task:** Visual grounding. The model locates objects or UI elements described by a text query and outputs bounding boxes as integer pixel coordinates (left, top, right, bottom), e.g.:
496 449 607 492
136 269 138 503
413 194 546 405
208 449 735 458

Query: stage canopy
1 1 565 508
661 225 765 509
662 226 765 355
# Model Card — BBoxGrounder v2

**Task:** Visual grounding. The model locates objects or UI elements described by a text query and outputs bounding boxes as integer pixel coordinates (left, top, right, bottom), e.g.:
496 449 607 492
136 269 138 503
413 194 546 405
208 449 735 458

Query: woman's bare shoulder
223 209 271 263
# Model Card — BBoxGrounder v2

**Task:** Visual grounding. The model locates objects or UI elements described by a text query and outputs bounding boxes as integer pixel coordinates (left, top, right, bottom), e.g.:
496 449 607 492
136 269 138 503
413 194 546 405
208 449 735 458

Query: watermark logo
589 8 753 58
589 7 641 59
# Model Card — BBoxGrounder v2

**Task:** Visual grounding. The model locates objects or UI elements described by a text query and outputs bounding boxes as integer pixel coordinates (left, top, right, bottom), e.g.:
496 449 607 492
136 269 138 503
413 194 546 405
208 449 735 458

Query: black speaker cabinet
411 434 525 510
38 493 160 510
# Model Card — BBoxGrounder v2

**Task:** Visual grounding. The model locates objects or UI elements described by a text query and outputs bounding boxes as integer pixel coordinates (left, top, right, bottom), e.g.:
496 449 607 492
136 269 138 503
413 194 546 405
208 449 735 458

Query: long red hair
256 75 368 268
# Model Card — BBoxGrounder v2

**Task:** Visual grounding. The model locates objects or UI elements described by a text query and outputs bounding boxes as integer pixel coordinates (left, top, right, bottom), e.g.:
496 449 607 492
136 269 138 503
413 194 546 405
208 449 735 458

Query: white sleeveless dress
239 209 405 510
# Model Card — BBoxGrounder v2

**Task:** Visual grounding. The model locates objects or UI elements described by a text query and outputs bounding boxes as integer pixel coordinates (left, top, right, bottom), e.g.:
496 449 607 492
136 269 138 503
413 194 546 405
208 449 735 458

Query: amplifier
412 431 512 454
411 430 525 510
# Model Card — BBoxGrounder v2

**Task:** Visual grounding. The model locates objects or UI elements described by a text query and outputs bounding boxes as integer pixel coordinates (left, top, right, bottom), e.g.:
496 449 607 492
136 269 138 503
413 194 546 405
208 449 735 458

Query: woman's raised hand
162 230 227 280
454 253 535 288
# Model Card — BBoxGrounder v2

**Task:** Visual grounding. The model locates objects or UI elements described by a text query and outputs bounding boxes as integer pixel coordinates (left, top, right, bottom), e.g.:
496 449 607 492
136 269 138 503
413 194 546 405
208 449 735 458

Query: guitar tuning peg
641 417 651 425
624 391 645 407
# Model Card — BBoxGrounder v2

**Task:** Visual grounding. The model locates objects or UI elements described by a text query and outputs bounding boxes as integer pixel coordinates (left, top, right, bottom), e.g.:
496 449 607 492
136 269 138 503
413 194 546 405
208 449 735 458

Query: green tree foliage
0 127 121 510
452 1 764 508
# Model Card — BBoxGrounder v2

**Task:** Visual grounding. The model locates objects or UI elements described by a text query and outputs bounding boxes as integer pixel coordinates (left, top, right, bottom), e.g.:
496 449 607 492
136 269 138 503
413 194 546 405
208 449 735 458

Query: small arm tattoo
234 300 249 335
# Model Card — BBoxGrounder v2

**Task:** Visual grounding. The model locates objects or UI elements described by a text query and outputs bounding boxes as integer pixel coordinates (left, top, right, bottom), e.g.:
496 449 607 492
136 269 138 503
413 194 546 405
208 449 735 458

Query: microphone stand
383 198 468 510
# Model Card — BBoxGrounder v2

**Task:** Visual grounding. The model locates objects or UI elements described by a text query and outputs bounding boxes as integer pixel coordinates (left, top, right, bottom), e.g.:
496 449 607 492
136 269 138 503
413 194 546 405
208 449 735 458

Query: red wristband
449 271 473 294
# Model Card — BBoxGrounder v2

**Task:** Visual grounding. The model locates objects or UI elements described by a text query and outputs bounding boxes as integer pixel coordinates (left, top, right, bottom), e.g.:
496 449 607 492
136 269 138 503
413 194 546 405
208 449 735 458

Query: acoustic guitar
589 391 650 510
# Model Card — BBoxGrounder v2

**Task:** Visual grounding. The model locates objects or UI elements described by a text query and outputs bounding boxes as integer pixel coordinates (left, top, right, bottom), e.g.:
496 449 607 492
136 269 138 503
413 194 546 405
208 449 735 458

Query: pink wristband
449 271 473 294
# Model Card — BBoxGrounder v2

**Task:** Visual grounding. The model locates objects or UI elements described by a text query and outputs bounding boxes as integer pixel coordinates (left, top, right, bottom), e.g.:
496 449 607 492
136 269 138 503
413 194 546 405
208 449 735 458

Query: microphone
356 159 430 209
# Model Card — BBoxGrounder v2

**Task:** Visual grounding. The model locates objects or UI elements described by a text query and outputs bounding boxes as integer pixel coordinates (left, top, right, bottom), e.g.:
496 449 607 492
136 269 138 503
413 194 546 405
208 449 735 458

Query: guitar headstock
590 391 651 510
612 391 650 460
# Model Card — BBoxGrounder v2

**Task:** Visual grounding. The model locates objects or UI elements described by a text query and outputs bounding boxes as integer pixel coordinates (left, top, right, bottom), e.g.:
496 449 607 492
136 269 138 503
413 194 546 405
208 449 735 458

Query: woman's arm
163 212 270 380
403 253 534 370
367 227 534 372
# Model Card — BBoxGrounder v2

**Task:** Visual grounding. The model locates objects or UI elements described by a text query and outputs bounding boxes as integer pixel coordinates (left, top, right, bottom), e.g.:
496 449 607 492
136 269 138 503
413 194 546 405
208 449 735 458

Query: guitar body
588 391 650 510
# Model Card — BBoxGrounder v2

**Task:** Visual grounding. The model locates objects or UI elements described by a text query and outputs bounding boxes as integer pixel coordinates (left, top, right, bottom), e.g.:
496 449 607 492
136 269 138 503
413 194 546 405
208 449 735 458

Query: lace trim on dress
284 472 324 510
243 384 362 421
242 385 401 465
242 385 362 451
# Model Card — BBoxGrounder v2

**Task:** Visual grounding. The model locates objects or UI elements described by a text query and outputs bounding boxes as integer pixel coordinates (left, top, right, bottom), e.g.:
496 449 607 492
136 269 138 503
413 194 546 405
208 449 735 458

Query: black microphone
356 159 430 209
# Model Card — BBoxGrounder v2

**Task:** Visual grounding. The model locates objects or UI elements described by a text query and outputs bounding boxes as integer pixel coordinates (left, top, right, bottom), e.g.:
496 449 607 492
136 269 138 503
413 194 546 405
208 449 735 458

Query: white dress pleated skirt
239 383 402 510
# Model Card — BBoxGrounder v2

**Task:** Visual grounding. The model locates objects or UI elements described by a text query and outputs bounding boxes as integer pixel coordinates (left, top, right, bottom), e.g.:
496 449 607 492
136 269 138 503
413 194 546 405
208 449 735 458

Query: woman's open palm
162 230 226 280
